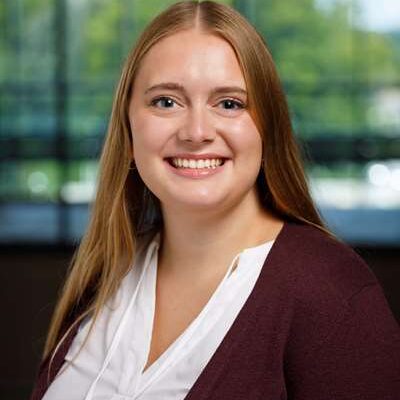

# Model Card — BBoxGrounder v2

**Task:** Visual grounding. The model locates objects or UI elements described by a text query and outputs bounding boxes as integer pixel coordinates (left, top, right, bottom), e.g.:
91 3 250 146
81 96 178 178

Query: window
1 0 399 245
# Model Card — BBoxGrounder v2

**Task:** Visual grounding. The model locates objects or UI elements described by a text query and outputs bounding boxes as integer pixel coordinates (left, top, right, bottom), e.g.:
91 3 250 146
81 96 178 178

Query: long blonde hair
44 0 328 361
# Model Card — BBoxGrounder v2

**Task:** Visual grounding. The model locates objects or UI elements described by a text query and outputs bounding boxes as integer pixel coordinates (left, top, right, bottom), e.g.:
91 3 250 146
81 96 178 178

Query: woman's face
128 29 263 216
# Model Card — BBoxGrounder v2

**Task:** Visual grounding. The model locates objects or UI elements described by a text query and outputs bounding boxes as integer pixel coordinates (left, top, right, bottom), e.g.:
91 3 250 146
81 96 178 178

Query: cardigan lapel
184 220 292 399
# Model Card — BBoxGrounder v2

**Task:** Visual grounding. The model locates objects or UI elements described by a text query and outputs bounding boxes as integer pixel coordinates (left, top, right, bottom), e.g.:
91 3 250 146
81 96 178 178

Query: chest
143 270 225 372
36 240 289 400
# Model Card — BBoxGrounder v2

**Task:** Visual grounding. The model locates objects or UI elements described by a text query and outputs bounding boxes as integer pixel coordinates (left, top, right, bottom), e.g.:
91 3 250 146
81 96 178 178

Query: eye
150 96 177 109
218 99 245 110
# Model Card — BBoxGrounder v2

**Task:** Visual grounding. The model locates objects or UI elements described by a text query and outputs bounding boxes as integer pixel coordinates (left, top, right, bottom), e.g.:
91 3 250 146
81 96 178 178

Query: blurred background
0 0 399 397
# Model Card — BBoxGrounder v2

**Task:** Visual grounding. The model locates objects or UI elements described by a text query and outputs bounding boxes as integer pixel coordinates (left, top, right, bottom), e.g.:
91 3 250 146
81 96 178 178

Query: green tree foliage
0 0 398 202
249 0 397 136
0 0 398 138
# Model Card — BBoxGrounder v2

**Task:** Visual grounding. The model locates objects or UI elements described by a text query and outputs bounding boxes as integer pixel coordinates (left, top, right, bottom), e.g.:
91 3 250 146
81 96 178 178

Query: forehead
134 29 246 90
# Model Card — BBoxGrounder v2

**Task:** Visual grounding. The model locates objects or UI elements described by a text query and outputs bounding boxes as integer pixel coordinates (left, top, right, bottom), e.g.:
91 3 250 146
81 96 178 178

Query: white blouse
43 232 274 400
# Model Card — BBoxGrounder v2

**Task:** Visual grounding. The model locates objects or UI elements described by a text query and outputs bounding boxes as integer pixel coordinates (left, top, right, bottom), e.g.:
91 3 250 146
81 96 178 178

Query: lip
164 158 227 179
165 153 229 160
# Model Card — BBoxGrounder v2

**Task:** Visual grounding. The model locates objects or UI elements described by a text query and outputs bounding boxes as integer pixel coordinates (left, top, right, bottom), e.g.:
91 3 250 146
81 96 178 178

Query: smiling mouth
166 157 227 169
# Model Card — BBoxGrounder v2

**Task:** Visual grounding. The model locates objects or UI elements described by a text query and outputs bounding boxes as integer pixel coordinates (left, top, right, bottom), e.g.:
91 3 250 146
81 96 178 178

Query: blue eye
150 97 244 111
219 99 244 110
151 96 176 108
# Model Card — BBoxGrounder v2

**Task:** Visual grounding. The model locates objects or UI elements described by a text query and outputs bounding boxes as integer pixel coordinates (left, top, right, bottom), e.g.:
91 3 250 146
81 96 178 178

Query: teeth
171 158 224 169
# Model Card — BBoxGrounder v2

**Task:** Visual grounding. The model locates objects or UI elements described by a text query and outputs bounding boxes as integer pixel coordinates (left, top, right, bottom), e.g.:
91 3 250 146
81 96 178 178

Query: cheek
131 116 166 156
132 136 160 173
131 111 178 143
222 117 263 160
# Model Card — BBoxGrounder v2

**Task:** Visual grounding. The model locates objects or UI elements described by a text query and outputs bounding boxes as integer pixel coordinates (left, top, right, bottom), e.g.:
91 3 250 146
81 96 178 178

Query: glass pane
0 203 59 243
0 160 60 201
0 0 56 137
309 161 400 209
61 161 98 204
0 0 398 244
249 0 400 244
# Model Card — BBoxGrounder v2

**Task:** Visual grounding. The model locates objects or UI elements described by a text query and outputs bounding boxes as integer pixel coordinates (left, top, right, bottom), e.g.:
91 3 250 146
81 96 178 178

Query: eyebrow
144 82 247 97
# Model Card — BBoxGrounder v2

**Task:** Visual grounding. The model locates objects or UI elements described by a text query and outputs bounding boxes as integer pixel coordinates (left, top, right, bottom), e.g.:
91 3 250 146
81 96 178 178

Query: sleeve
30 319 81 400
286 283 400 400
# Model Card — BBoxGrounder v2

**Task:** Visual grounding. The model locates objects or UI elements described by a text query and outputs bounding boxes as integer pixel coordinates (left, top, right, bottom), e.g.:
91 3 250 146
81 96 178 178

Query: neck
157 192 284 280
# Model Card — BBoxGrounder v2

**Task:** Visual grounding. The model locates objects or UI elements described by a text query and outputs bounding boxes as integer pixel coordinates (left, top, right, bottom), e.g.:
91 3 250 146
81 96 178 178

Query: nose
177 106 216 144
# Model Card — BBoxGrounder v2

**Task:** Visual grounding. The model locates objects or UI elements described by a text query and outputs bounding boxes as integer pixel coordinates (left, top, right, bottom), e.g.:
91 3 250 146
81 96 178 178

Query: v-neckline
138 242 243 392
35 221 289 400
182 220 289 400
140 228 278 381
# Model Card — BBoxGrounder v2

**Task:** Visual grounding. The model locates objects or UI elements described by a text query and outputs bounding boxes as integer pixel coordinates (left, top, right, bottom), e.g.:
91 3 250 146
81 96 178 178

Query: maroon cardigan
31 221 400 399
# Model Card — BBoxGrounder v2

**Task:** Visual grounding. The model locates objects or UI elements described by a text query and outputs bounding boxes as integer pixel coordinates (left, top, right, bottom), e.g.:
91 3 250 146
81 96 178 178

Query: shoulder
262 221 385 347
273 224 400 397
270 222 399 367
273 221 378 302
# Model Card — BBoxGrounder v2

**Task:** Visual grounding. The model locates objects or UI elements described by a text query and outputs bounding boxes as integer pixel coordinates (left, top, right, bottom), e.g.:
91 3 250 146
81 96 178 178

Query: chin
163 194 227 212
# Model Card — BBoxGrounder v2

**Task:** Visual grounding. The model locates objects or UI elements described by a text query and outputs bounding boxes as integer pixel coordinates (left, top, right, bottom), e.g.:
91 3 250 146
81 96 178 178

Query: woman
31 1 400 399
